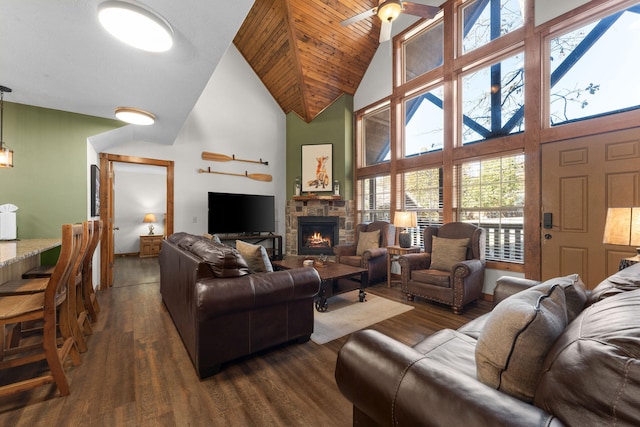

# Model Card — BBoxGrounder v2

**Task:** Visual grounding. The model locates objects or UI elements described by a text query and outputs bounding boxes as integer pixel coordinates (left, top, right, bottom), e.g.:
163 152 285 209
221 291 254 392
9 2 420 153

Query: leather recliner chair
333 221 395 284
398 222 485 314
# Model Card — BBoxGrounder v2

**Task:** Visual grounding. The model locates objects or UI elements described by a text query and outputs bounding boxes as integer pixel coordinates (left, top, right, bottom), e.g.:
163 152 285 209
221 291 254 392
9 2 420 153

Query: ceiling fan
341 0 439 43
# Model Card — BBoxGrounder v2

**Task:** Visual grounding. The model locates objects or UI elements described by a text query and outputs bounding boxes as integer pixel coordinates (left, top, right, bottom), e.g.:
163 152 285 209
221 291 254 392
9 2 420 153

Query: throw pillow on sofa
235 240 273 273
475 284 568 402
356 230 380 256
190 239 250 278
529 273 587 322
534 289 640 425
203 233 222 244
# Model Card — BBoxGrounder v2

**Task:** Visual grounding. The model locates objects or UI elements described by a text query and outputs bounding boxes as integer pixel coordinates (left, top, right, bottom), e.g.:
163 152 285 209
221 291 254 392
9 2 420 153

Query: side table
387 245 421 288
140 235 163 258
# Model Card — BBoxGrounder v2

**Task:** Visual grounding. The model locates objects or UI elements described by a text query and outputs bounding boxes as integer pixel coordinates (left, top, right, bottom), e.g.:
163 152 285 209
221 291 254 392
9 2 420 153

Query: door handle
544 233 552 240
113 227 120 231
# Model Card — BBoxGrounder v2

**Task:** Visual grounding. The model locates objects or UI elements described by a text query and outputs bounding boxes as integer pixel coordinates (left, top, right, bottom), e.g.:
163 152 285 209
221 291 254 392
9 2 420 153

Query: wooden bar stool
0 223 82 397
0 221 94 353
81 219 102 324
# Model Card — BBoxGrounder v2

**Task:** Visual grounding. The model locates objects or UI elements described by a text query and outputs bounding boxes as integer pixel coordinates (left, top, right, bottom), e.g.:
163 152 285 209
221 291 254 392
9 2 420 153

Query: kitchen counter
0 238 61 282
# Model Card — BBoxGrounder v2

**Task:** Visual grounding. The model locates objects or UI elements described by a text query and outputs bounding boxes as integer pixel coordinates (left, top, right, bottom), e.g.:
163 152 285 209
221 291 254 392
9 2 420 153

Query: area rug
311 291 414 344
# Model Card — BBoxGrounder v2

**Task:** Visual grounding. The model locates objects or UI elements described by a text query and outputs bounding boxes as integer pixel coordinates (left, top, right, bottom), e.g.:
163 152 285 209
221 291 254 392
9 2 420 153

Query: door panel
541 128 640 288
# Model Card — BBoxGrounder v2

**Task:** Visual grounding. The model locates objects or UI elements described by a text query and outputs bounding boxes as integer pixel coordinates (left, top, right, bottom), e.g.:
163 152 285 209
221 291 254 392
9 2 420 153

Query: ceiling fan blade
402 2 439 19
341 8 377 26
379 20 392 43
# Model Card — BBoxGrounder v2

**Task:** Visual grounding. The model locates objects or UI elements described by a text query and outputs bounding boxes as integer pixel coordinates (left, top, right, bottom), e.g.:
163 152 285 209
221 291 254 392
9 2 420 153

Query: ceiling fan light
377 0 403 22
115 107 156 125
98 1 173 52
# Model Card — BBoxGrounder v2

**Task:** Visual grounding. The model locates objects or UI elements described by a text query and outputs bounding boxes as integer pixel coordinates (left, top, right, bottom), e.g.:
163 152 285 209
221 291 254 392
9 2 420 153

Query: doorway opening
99 153 174 289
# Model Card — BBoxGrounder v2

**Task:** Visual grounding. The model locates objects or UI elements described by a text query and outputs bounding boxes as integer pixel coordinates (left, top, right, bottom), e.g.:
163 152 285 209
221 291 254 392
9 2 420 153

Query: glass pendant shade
377 0 403 22
0 146 13 168
0 85 13 168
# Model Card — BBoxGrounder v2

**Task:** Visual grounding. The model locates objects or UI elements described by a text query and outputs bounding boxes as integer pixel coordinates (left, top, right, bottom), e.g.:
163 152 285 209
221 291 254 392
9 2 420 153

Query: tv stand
217 234 283 261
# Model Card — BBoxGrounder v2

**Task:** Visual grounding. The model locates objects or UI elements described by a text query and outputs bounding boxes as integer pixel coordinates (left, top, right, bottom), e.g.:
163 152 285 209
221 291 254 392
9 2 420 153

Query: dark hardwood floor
0 256 491 426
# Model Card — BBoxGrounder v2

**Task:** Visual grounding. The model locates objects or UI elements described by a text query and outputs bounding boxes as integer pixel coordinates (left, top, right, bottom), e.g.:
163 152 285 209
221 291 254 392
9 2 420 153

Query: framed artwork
91 164 100 217
301 143 333 192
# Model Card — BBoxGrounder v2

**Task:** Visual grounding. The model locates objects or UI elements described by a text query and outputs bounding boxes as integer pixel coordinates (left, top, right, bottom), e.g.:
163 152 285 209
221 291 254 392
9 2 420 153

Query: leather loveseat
159 233 320 378
335 263 640 426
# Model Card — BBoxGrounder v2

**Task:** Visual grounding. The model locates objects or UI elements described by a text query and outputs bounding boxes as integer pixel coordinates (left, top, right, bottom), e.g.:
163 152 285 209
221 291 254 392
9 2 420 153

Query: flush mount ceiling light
115 107 156 125
98 1 174 52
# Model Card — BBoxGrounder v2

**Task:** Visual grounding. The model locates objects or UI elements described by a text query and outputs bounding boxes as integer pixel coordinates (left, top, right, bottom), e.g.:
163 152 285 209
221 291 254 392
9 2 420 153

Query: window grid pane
548 5 640 126
404 86 445 156
461 52 525 144
403 22 444 83
363 107 391 166
458 153 525 262
401 168 444 247
360 176 392 223
462 0 524 54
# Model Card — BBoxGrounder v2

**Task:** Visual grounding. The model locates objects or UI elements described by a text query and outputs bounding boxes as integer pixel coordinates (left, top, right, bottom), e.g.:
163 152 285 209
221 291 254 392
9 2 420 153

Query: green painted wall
286 95 354 200
0 102 121 241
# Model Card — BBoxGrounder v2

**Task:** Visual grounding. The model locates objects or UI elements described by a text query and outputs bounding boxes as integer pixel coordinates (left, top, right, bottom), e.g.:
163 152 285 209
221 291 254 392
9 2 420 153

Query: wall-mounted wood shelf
292 195 342 206
292 195 341 201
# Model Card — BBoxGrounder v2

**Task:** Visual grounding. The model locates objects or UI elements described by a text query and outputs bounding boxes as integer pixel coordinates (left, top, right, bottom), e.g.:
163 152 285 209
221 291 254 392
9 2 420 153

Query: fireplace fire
298 216 339 255
306 232 331 248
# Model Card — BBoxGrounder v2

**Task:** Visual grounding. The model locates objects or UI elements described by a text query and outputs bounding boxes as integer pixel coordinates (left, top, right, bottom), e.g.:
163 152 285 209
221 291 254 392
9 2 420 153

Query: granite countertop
0 238 62 268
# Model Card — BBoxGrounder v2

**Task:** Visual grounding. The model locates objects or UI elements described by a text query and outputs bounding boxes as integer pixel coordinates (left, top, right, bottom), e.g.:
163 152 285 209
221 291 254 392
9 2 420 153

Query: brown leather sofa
159 233 320 378
335 263 640 426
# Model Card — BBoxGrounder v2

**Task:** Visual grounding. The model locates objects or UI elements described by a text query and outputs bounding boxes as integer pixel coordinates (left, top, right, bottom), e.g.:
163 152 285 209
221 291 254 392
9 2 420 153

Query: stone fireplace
298 216 339 255
285 199 355 256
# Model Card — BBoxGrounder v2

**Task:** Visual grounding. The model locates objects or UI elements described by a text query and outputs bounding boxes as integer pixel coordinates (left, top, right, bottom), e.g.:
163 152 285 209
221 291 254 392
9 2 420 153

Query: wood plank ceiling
233 0 380 123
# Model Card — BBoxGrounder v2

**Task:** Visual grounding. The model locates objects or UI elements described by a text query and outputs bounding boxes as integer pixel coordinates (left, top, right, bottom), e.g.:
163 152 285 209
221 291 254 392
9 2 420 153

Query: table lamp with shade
394 211 417 248
603 207 640 268
143 213 157 235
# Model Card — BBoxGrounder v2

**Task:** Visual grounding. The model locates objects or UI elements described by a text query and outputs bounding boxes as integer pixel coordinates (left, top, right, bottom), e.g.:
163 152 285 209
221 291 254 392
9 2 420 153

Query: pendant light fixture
0 86 14 168
115 107 156 125
98 1 174 53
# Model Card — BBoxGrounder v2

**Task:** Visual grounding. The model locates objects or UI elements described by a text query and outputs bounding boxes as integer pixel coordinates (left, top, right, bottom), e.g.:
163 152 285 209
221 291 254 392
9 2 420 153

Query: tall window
548 4 640 126
457 153 525 262
358 176 391 223
400 168 443 247
354 0 640 271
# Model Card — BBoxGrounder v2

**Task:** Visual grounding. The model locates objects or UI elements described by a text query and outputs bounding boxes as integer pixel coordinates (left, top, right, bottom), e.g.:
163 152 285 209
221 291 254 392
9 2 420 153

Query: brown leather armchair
398 222 485 314
333 221 395 284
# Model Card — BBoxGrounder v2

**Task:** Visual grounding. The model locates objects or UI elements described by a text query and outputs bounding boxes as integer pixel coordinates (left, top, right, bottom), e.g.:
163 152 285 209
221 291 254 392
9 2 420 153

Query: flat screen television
208 192 275 235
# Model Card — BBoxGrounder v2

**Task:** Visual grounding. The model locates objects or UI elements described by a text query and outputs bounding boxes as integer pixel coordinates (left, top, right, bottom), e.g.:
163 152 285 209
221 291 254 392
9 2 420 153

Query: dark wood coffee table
272 258 368 312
